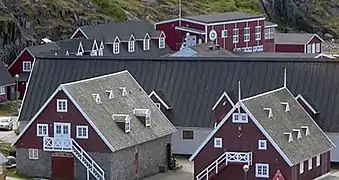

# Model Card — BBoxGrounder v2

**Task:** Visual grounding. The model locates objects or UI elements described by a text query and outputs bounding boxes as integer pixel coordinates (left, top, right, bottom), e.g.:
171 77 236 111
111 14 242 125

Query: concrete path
0 130 17 144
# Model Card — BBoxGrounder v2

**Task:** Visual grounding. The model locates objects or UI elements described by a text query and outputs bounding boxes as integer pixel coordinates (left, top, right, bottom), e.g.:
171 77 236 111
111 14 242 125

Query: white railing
196 151 252 180
72 139 105 180
43 137 72 152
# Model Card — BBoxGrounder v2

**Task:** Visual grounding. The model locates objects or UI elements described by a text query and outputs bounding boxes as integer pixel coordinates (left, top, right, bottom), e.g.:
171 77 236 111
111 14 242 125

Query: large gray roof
27 42 60 56
19 57 339 132
61 70 176 151
242 87 334 165
275 33 315 45
184 12 264 24
0 62 14 86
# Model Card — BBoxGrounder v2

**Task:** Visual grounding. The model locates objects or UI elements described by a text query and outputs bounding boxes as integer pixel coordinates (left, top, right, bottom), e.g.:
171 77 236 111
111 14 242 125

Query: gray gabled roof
275 33 315 45
27 42 60 56
61 70 176 151
184 12 264 24
19 57 339 132
0 62 14 86
242 87 334 165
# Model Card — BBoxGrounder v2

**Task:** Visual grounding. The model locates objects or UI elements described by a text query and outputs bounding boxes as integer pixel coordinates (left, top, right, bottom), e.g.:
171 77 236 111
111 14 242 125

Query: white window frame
113 42 120 54
143 39 150 51
232 113 248 123
0 86 5 95
316 43 321 53
214 137 222 148
258 139 267 150
22 61 32 72
221 30 228 38
159 38 165 49
255 163 269 178
155 103 161 109
28 148 38 160
316 155 320 166
308 158 312 170
244 27 250 42
264 28 275 39
128 41 135 52
125 119 131 133
56 99 68 112
76 125 88 139
300 161 304 174
233 28 239 43
255 26 261 40
36 123 48 137
307 44 312 54
145 115 151 127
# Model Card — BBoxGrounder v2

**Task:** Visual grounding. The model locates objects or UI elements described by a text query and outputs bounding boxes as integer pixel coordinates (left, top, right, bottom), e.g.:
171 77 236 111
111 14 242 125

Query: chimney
284 132 293 142
92 93 102 104
263 108 273 118
280 102 290 112
133 108 151 127
292 129 302 139
105 90 114 99
112 114 131 133
119 87 127 96
301 126 310 136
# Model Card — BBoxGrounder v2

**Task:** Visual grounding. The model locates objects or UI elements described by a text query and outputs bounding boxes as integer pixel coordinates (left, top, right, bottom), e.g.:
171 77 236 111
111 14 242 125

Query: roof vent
263 108 273 118
292 129 302 139
65 50 69 56
284 132 293 142
301 126 310 136
133 109 151 127
112 114 131 133
92 93 102 104
281 102 290 112
105 90 114 99
119 87 127 96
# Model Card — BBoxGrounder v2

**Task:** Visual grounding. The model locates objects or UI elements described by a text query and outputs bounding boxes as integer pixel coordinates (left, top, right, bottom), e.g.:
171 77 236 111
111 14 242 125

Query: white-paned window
214 137 222 148
222 30 228 38
308 158 312 170
300 161 304 174
28 149 38 160
76 125 88 139
233 29 239 43
316 43 321 53
23 61 32 72
113 42 120 54
232 113 248 123
255 163 269 178
244 27 250 42
145 115 151 127
316 155 321 166
56 99 67 112
0 86 5 95
125 120 130 133
155 103 161 109
264 28 275 39
307 44 312 53
128 41 135 52
255 26 261 40
159 38 165 49
37 124 48 137
258 140 267 150
143 39 150 51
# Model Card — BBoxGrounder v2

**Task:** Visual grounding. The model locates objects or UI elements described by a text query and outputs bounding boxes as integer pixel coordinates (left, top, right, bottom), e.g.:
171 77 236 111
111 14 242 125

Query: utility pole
179 0 182 26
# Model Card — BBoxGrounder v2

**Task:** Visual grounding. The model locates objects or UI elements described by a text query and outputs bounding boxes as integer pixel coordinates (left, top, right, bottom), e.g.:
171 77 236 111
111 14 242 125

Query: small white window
244 27 250 42
159 38 165 49
214 137 222 148
233 29 239 43
264 28 275 39
258 140 267 150
232 113 248 123
145 115 151 127
307 44 312 54
125 120 130 133
76 125 88 139
113 42 120 54
255 26 261 40
316 43 321 53
300 161 304 174
37 124 48 137
28 149 38 160
221 30 228 38
308 158 312 170
155 103 161 109
56 99 68 112
255 163 269 178
143 39 150 51
316 155 320 167
23 61 32 72
0 86 5 95
128 41 135 52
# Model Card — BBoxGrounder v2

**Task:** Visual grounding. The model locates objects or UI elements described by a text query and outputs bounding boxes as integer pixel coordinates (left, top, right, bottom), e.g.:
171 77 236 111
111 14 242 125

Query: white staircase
196 151 252 180
72 139 105 180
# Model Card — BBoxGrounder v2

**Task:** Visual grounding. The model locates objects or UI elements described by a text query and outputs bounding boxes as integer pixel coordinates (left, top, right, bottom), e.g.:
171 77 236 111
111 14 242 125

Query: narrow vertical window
159 38 165 49
113 43 120 54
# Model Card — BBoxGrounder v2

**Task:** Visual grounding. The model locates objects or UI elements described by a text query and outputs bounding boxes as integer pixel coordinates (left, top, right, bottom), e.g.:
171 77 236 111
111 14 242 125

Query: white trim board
70 28 89 39
295 94 318 114
175 27 206 35
148 91 171 110
211 91 235 110
305 34 325 45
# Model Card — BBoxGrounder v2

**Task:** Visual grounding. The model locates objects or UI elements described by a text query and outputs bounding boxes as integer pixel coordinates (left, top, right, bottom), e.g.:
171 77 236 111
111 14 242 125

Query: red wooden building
0 62 15 102
189 84 335 180
275 33 324 53
155 11 278 52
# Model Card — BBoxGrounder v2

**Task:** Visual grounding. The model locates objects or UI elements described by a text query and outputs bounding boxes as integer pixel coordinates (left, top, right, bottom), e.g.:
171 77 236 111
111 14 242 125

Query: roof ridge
241 87 286 102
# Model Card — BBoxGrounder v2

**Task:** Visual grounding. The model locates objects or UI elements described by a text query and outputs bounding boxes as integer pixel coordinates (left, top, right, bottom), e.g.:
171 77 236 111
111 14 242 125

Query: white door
54 122 71 138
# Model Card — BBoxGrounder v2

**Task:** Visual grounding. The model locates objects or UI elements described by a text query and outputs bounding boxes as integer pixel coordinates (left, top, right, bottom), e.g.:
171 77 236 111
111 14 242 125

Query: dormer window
119 87 127 96
159 37 165 49
284 132 293 142
105 90 114 99
301 126 310 136
263 108 273 118
98 41 104 56
77 42 84 56
143 33 150 51
91 39 98 56
92 93 102 104
293 129 302 139
125 119 130 132
128 35 135 52
23 61 32 72
134 109 151 127
65 50 70 56
113 36 120 54
281 102 290 112
112 114 131 133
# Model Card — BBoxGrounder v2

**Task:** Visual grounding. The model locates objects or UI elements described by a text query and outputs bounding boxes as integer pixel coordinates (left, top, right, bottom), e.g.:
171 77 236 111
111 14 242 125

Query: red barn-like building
189 86 335 180
155 11 278 52
275 33 324 53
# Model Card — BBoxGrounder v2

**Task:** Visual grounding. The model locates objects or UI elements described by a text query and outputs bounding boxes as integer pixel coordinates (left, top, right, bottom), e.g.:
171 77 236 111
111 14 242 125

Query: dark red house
155 12 278 52
0 62 15 102
275 33 324 53
189 85 335 180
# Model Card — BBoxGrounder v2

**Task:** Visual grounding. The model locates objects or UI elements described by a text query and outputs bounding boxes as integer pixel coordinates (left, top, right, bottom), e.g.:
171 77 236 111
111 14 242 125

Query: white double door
53 122 71 149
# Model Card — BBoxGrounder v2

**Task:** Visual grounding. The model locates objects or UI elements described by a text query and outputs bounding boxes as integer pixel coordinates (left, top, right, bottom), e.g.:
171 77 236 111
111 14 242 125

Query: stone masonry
16 148 51 178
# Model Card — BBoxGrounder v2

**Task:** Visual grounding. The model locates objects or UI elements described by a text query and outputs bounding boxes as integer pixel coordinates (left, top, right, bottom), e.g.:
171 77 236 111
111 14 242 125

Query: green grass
7 169 32 179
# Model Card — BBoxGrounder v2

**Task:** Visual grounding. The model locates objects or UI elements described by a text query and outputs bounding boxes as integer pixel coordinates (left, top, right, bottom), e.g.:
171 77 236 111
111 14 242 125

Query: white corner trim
264 24 278 28
189 104 238 161
314 53 335 59
295 94 318 114
61 87 116 152
148 91 171 110
154 18 180 26
305 34 325 45
70 28 89 39
240 101 293 166
212 91 235 110
312 172 331 180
